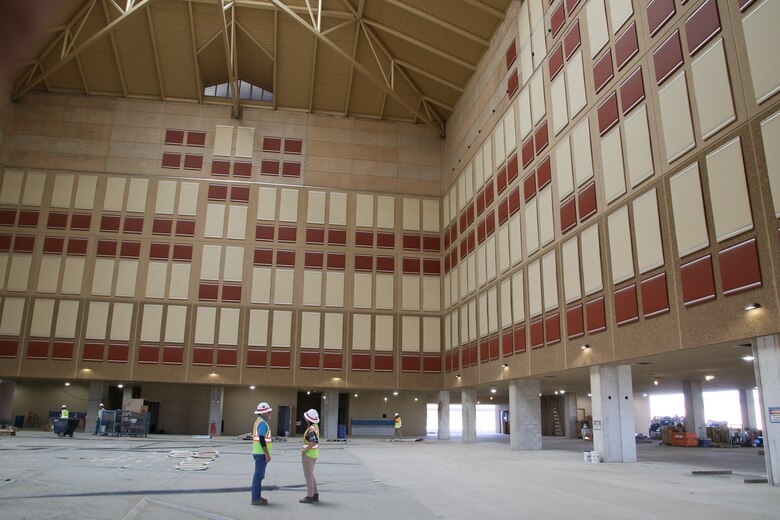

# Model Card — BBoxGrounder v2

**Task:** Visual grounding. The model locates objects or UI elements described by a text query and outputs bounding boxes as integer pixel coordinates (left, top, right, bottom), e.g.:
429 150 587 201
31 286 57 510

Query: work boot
299 496 314 504
251 498 269 506
312 493 319 502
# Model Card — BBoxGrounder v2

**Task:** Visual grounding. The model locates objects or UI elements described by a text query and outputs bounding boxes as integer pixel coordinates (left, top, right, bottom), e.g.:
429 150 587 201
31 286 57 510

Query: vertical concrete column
590 365 636 463
87 381 104 433
208 385 224 436
0 381 15 423
681 380 706 438
321 390 339 439
563 393 578 439
508 380 542 450
739 388 758 430
754 334 780 486
461 388 477 443
437 390 450 440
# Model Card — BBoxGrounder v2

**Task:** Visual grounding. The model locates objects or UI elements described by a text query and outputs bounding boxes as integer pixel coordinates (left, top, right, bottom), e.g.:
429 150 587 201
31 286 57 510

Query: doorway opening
426 404 499 434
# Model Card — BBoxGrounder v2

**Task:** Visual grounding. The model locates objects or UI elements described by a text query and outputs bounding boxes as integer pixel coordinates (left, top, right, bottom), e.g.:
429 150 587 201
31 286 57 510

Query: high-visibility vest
252 417 273 455
60 409 69 419
394 416 402 428
302 424 320 459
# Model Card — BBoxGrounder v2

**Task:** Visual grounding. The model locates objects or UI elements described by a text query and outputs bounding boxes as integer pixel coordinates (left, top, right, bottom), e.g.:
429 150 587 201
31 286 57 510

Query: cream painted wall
222 386 297 437
12 381 90 426
349 392 430 437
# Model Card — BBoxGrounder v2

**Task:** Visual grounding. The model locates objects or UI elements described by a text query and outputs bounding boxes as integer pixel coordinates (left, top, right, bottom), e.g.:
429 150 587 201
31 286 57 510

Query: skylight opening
204 80 273 102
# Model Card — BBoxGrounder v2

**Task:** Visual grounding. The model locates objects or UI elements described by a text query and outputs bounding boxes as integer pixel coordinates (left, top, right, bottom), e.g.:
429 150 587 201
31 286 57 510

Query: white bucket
583 451 591 462
590 450 601 463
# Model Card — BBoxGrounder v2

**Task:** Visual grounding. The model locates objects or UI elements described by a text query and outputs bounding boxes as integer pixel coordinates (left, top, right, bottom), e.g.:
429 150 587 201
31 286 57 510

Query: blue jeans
252 454 268 501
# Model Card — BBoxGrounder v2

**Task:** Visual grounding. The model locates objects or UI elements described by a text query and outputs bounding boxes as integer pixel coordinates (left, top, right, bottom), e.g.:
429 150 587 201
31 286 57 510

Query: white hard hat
394 412 399 416
254 402 272 414
61 404 67 408
304 409 319 424
98 403 104 407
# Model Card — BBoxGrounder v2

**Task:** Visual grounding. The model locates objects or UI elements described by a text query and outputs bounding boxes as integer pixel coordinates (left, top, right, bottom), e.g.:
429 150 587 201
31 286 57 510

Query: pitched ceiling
10 0 513 136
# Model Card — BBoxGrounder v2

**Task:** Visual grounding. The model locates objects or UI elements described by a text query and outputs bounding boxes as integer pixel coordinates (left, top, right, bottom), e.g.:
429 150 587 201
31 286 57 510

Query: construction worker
94 403 105 435
394 412 402 439
60 405 69 419
299 409 320 504
251 402 273 506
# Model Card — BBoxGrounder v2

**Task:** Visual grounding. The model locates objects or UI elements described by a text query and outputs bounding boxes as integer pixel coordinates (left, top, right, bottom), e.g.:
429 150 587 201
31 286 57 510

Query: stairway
551 397 564 437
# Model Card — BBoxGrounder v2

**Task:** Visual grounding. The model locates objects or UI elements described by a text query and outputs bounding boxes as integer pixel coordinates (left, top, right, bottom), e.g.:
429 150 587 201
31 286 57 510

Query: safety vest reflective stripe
252 418 273 455
61 410 69 418
302 425 319 449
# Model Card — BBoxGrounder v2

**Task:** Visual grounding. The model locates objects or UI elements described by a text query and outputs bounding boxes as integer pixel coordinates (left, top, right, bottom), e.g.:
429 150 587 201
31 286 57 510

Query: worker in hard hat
59 404 69 419
299 409 320 504
93 403 105 435
250 402 273 506
394 412 402 439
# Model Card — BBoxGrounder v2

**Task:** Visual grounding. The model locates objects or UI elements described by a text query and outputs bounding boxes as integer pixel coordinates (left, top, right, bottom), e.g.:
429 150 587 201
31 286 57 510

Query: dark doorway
144 400 160 433
276 406 292 438
106 385 123 410
296 391 321 434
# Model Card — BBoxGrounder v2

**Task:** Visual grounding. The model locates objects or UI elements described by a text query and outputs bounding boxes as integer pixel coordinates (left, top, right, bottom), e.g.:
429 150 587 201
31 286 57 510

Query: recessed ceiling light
742 355 754 362
642 394 648 397
743 303 761 311
393 391 398 396
580 344 590 350
490 388 497 394
705 375 715 381
249 385 256 390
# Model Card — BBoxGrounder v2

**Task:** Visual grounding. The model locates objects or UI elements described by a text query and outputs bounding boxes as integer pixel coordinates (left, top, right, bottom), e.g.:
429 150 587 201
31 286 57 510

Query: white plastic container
583 451 591 462
590 450 601 463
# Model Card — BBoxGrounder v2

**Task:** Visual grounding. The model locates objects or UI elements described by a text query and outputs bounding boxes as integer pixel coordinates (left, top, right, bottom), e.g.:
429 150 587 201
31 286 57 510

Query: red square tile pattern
577 182 597 221
719 238 762 296
564 20 581 60
615 22 639 71
586 296 607 334
551 3 566 37
593 49 614 94
680 254 716 306
620 67 645 116
567 304 584 339
647 0 676 37
614 284 639 326
530 320 544 349
505 40 517 69
685 0 720 56
641 272 670 318
597 92 619 136
514 326 527 353
545 313 561 345
653 30 684 85
560 197 577 234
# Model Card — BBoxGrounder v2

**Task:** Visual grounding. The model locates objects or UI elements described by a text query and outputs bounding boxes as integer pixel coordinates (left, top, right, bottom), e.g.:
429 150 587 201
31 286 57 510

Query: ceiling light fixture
653 379 659 386
705 375 715 381
580 344 590 350
490 388 497 394
743 303 761 311
642 393 648 397
249 385 256 390
456 374 461 379
117 384 124 389
64 382 71 386
502 363 509 368
742 355 754 362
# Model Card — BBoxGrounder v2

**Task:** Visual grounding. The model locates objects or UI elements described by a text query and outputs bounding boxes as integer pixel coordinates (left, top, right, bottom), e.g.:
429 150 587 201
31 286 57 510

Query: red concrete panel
277 226 297 243
505 40 517 69
149 242 170 260
175 219 195 237
551 2 566 37
577 182 597 221
647 0 676 37
97 239 118 257
374 353 393 372
567 304 584 339
211 160 231 176
614 284 639 326
685 0 720 56
537 156 551 190
198 283 219 301
620 67 646 116
18 210 39 228
82 343 104 362
323 352 343 371
152 218 172 235
281 161 301 177
120 241 141 259
254 248 273 266
26 341 49 359
67 238 88 256
560 197 577 234
233 161 252 178
507 70 519 98
564 19 581 60
208 184 228 201
276 249 296 267
173 244 193 261
328 229 347 246
100 215 121 232
107 344 129 363
535 121 549 154
222 284 242 302
0 209 16 226
653 30 684 85
719 238 762 296
680 254 716 306
165 129 184 145
502 328 514 356
230 185 250 203
247 348 267 368
261 160 280 176
496 166 508 195
550 43 565 80
403 233 421 251
530 319 545 349
377 232 395 249
183 154 203 170
52 341 74 360
70 213 92 231
423 355 441 373
403 257 421 274
641 272 670 318
355 231 374 248
377 256 395 272
597 92 619 136
216 348 238 367
351 353 371 371
615 22 639 71
43 236 65 254
485 211 496 236
162 345 184 364
270 350 291 369
565 0 581 16
328 253 346 270
524 171 537 202
423 235 440 252
593 48 614 94
137 345 159 364
161 152 181 169
263 136 281 152
300 350 320 369
489 335 499 360
545 313 561 345
354 254 373 272
123 216 144 234
192 347 214 366
186 131 206 147
522 137 535 168
284 138 303 154
507 154 519 184
306 228 325 244
585 296 607 334
423 258 440 276
13 235 35 252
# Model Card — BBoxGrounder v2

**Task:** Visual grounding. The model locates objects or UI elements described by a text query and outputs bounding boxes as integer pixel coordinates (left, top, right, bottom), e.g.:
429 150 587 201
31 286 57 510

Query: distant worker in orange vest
251 402 273 506
394 412 403 440
299 408 320 504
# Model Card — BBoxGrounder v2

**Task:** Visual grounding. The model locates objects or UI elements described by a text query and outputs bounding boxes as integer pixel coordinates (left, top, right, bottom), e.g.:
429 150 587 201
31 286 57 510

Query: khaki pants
302 454 318 497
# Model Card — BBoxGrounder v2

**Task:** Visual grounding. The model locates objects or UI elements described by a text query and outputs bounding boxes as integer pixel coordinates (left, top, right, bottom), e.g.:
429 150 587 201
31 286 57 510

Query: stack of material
169 450 220 471
0 426 16 436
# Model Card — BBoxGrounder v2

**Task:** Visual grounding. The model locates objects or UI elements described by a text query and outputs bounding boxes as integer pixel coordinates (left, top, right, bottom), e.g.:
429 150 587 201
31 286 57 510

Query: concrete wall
12 381 90 426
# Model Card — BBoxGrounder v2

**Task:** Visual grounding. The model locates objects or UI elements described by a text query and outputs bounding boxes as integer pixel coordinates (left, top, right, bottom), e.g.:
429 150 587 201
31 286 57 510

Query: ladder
551 397 564 437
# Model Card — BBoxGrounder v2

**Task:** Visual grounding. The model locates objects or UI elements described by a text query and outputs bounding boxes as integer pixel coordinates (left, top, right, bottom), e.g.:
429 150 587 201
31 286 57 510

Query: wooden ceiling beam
462 0 506 20
102 0 129 98
187 1 204 103
383 0 489 47
146 6 166 100
219 0 241 118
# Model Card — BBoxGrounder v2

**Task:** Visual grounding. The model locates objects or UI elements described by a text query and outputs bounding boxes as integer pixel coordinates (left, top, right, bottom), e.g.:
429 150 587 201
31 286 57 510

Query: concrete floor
1 431 779 519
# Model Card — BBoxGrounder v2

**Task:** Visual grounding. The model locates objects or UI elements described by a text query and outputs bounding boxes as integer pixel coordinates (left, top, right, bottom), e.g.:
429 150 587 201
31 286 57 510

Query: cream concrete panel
669 164 709 256
528 260 542 317
223 246 244 282
307 191 326 224
525 198 540 255
140 304 163 342
423 316 440 352
518 1 531 74
214 125 233 156
457 174 467 211
487 237 497 281
466 254 476 294
165 306 187 343
422 276 441 312
624 106 655 188
257 187 277 220
0 170 23 204
761 112 780 217
37 256 60 293
178 182 199 215
422 199 440 232
55 301 79 338
567 51 588 119
581 224 603 295
478 293 488 337
376 274 394 310
325 271 345 307
115 260 138 297
103 177 126 211
482 139 493 181
659 72 696 162
460 306 469 343
402 316 420 351
375 315 394 351
468 300 477 342
0 298 24 336
520 41 533 87
601 127 627 204
300 312 321 348
402 275 421 311
443 192 451 225
572 118 594 186
532 23 547 70
706 137 753 242
509 214 523 265
323 313 343 349
609 0 633 32
498 225 510 273
218 308 240 345
61 257 85 295
251 267 272 303
352 314 371 349
248 309 269 346
562 237 582 303
450 269 458 304
529 0 543 25
633 188 664 273
126 178 148 213
30 299 55 337
169 263 191 300
271 310 292 347
51 174 74 208
376 195 394 228
691 39 735 140
444 313 451 349
194 307 217 344
464 166 474 202
530 70 546 126
538 186 555 246
204 204 226 238
443 272 451 308
355 194 374 227
586 0 609 58
22 172 45 206
607 206 634 284
450 311 459 347
353 272 372 309
494 121 505 164
279 189 299 222
542 251 559 312
0 254 6 290
555 136 574 200
227 206 248 240
91 258 113 296
500 278 512 327
85 302 109 339
459 262 468 299
145 262 168 298
235 126 254 158
743 0 780 103
274 268 295 305
329 192 348 226
74 175 97 210
200 245 222 280
551 73 569 136
110 303 133 341
488 287 499 333
448 188 457 222
504 107 517 155
156 181 177 214
403 198 421 231
476 245 487 287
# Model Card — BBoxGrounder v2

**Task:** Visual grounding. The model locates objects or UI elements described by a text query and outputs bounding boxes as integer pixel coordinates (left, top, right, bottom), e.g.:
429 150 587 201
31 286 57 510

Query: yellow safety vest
394 416 402 428
60 409 69 419
252 417 273 455
302 424 320 459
